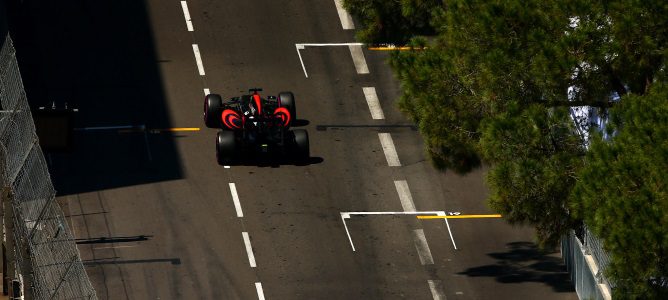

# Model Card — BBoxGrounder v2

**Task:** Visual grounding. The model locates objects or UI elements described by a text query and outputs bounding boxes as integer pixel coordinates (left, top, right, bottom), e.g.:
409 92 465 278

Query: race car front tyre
216 131 236 165
293 129 309 160
204 94 223 128
278 92 296 123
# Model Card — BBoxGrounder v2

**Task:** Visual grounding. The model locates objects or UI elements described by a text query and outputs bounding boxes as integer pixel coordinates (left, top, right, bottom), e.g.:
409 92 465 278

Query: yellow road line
154 127 200 132
118 127 201 134
368 46 413 51
417 214 502 219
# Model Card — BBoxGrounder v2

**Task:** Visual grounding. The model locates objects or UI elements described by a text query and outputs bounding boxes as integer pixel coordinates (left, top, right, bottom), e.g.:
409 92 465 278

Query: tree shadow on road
458 241 575 293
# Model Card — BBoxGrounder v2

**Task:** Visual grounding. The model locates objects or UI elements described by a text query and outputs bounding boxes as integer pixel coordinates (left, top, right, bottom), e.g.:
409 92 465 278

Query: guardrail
0 34 96 299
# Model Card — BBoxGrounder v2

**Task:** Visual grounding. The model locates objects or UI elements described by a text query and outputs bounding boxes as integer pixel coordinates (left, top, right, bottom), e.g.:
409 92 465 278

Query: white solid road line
340 211 446 251
394 180 416 212
363 87 385 119
413 229 435 265
428 280 447 300
348 44 369 74
180 1 194 32
379 133 401 166
228 183 244 217
204 88 210 96
242 232 257 268
333 0 355 29
192 44 206 75
255 282 266 300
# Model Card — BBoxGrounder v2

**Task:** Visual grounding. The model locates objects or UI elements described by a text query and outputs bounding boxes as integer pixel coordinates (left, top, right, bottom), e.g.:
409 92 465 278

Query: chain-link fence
562 227 613 300
0 34 96 299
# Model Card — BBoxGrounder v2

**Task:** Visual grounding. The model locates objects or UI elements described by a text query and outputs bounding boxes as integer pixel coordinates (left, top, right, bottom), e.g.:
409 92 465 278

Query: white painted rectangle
192 44 206 75
204 88 210 96
394 180 416 212
255 282 266 300
348 45 369 74
242 232 257 267
180 1 194 31
379 133 401 166
228 183 244 217
428 280 447 300
413 229 434 265
363 87 385 119
333 0 355 29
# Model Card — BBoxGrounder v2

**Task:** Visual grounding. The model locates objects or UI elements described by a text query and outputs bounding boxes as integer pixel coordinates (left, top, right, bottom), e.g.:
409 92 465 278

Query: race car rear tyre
293 129 309 160
216 131 236 165
204 94 223 128
278 92 296 122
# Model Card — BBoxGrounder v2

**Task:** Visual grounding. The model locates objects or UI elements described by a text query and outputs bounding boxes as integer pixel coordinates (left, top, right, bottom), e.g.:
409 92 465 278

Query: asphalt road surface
8 0 577 299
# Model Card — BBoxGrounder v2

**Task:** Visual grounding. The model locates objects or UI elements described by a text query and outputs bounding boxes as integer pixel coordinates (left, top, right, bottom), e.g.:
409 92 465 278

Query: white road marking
180 1 194 32
413 229 434 265
255 282 266 300
348 44 369 74
295 43 365 78
428 280 447 300
192 44 206 75
394 180 416 212
204 88 210 96
296 44 308 77
340 211 446 251
379 133 401 166
363 87 385 119
242 232 257 267
224 165 231 169
228 183 244 217
333 0 355 29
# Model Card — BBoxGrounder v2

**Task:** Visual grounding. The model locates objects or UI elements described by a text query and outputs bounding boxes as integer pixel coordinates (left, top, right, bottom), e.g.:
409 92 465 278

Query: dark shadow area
227 154 324 168
458 242 575 293
75 235 152 245
83 258 181 266
316 124 418 131
4 0 183 195
291 119 310 127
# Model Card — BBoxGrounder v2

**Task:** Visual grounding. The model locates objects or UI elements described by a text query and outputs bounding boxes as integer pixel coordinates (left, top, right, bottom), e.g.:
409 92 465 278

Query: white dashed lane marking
363 87 385 119
413 229 435 265
192 44 205 75
242 232 257 268
255 282 266 300
394 180 416 212
379 133 401 167
348 44 369 74
333 0 355 29
428 280 447 300
180 1 194 32
228 183 244 218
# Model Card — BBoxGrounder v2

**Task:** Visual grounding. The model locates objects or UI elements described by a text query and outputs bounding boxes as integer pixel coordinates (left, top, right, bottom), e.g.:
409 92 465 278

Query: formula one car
203 88 309 165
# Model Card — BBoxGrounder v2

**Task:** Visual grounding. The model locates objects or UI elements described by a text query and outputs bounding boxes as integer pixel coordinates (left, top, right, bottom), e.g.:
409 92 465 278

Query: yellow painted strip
368 46 413 51
155 127 200 132
417 214 502 219
118 127 201 134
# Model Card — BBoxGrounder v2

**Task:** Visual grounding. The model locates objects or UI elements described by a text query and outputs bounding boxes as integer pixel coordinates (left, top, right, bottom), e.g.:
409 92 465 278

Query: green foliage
342 0 440 44
352 0 668 294
480 105 585 246
571 83 668 298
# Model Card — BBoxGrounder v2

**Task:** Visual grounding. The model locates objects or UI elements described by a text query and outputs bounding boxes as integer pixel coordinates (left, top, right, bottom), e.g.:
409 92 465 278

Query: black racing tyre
216 131 236 165
204 94 223 128
292 129 309 160
278 92 296 122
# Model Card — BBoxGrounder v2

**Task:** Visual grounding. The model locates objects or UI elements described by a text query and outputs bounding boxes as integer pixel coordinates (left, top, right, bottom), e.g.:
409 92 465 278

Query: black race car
203 88 309 165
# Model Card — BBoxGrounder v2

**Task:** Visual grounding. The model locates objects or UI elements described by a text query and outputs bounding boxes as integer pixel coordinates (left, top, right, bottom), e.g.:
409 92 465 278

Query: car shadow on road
458 241 575 293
